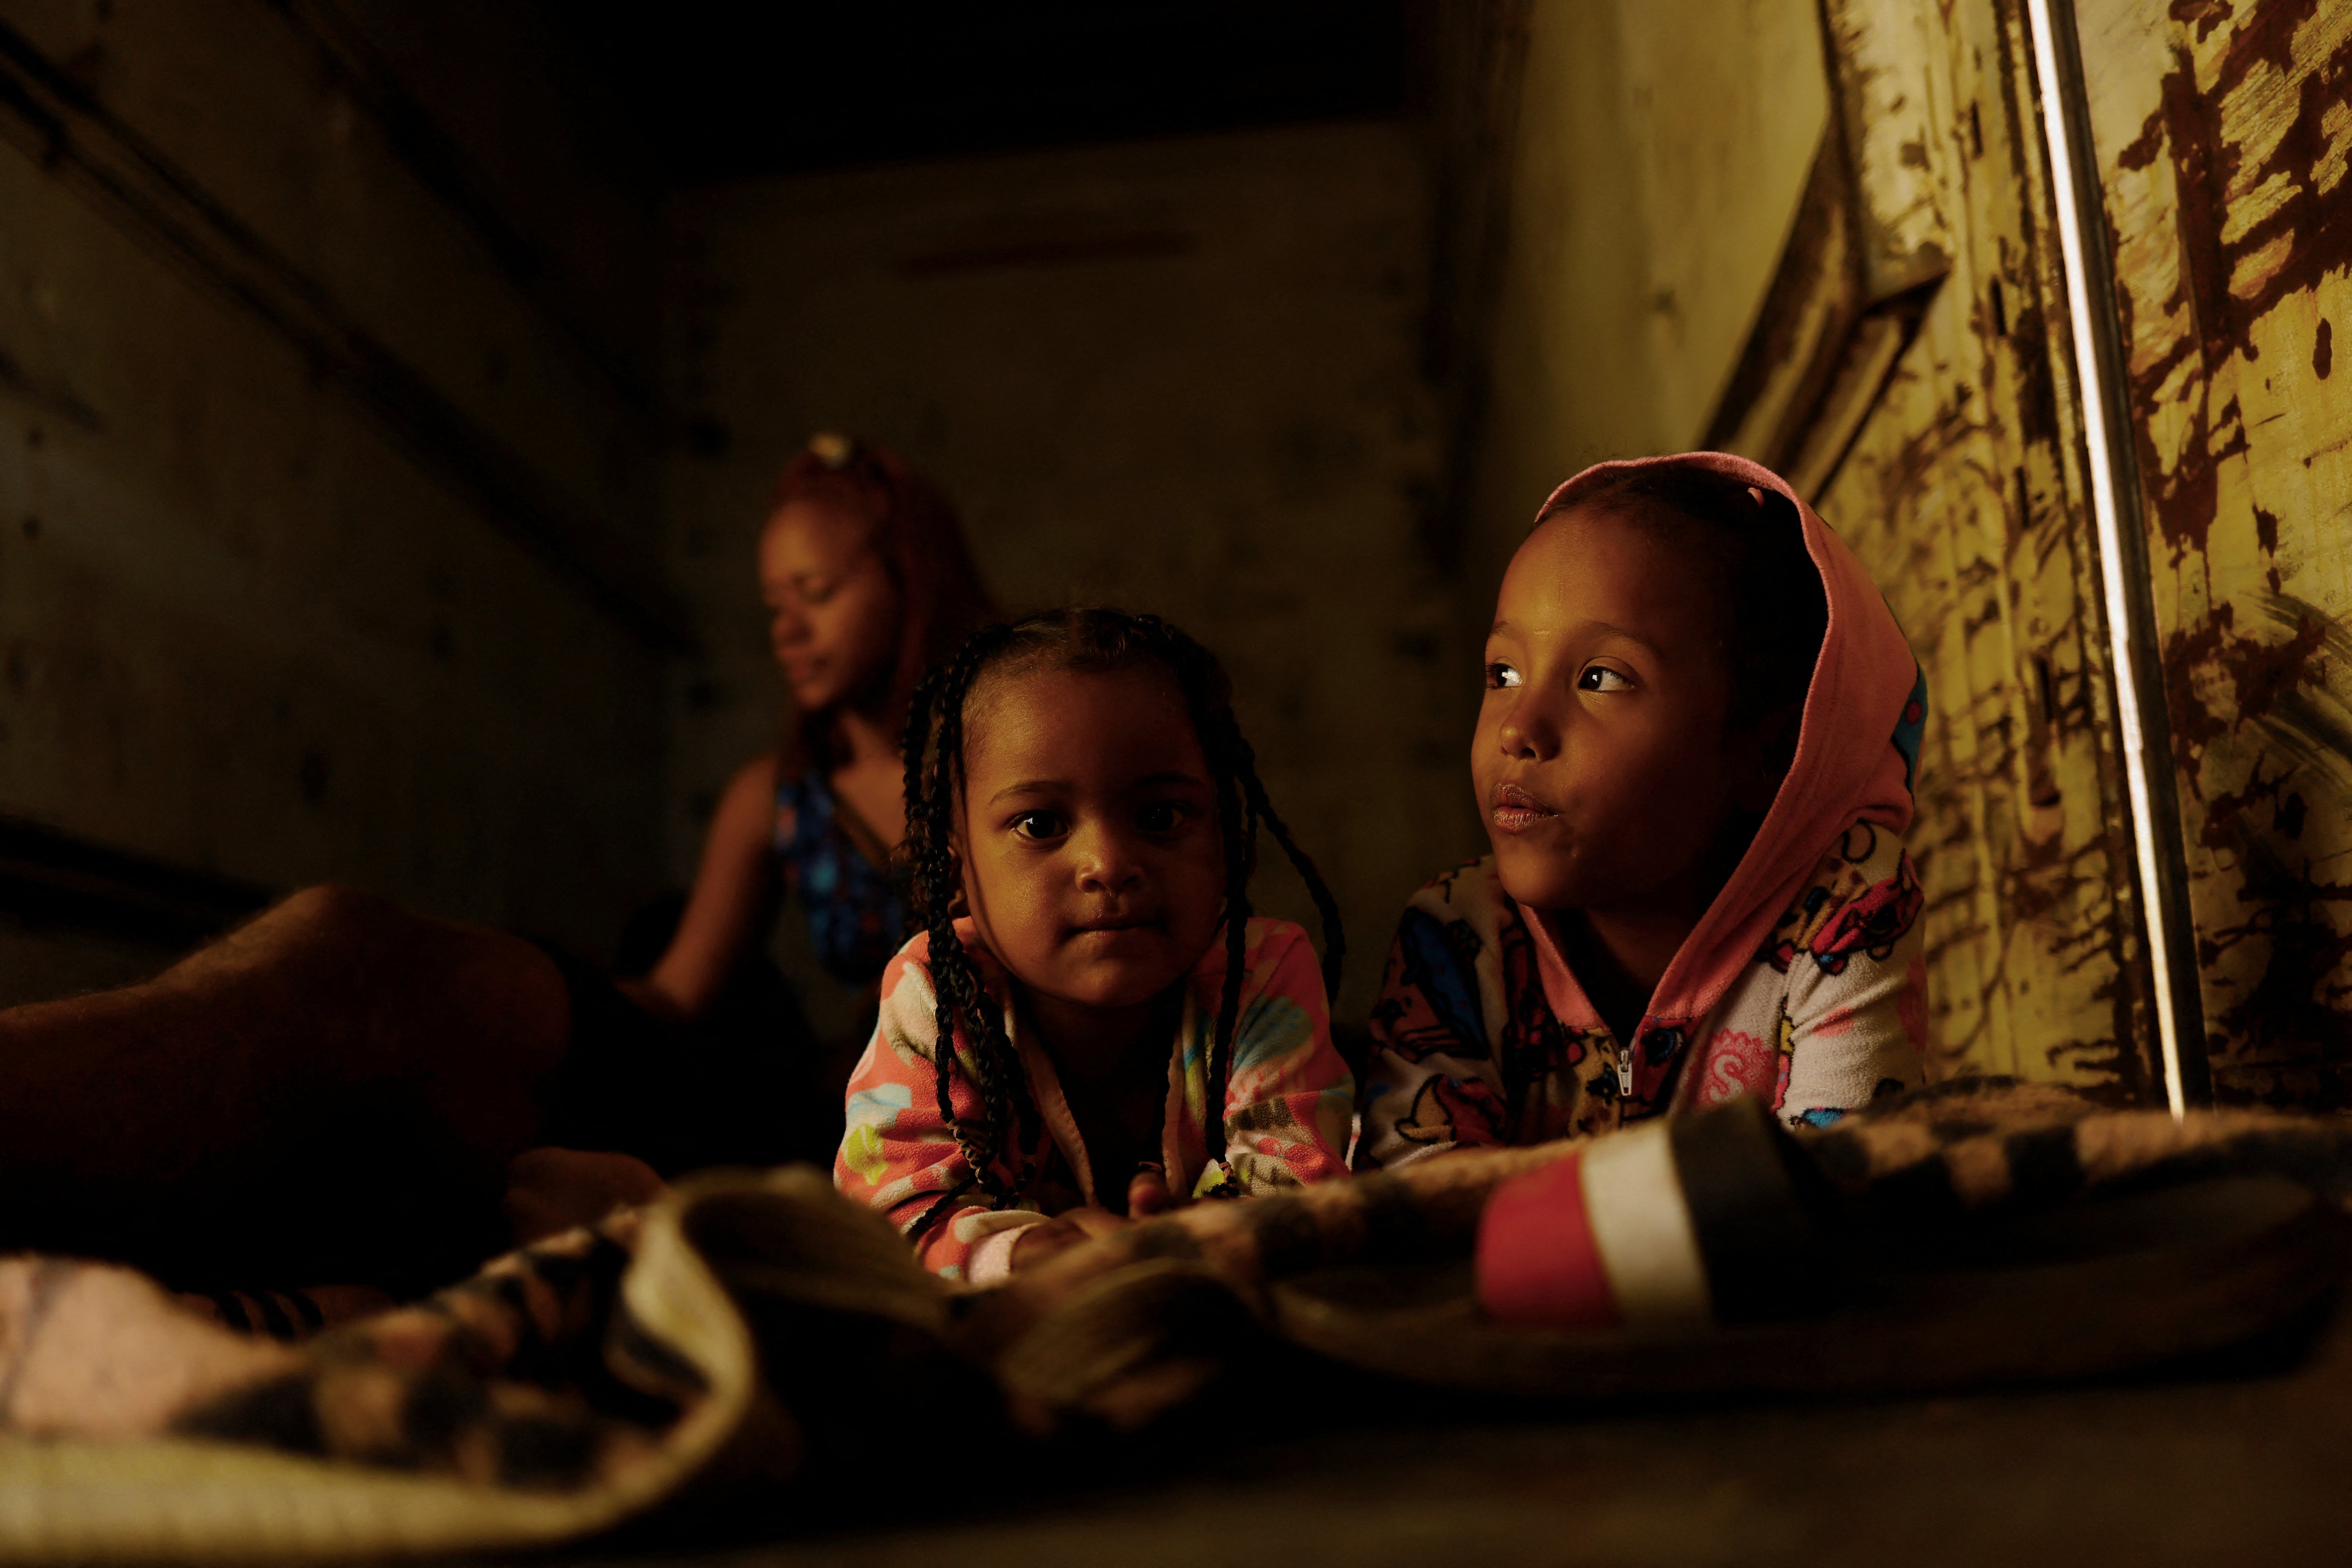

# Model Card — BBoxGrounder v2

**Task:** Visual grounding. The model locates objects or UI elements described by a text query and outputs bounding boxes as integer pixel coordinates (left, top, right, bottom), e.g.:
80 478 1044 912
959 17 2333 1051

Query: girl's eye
1578 664 1634 693
1011 810 1065 841
1486 661 1522 690
1137 801 1187 833
802 580 837 605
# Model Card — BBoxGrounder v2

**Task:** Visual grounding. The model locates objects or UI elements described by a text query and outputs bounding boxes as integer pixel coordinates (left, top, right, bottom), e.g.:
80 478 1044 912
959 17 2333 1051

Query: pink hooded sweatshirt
1355 452 1930 1167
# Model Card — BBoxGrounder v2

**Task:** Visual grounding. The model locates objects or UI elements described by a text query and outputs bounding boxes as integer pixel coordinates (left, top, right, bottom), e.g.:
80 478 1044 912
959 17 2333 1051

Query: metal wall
659 124 1462 1032
1703 0 2159 1097
1706 0 2352 1105
2081 0 2352 1108
0 0 676 992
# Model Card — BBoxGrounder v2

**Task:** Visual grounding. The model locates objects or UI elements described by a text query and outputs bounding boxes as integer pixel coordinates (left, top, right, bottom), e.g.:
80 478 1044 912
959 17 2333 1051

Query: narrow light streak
2023 0 2188 1117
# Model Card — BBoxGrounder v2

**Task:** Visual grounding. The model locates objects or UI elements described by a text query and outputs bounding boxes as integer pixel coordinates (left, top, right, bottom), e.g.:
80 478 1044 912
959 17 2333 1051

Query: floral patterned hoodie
836 916 1354 1281
1357 452 1931 1169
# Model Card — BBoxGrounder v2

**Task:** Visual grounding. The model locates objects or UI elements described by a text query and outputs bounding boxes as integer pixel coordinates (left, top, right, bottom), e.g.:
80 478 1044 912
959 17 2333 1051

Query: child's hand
1010 1174 1182 1272
1010 1205 1130 1270
1127 1168 1179 1218
503 1147 667 1245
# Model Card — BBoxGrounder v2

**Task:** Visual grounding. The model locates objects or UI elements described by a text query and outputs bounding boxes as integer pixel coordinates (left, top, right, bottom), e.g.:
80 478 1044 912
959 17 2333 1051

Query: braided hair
898 608 1344 1222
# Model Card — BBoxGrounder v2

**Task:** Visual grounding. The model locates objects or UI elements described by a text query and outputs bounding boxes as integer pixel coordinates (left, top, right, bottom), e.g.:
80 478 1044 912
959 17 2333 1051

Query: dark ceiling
558 0 1413 185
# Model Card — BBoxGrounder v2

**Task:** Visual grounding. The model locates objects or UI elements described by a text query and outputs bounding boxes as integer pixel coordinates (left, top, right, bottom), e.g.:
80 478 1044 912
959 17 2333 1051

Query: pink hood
1519 451 1926 1044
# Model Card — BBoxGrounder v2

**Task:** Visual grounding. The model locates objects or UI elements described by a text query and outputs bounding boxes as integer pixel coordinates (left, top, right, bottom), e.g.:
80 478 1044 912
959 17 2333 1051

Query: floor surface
484 1292 2352 1568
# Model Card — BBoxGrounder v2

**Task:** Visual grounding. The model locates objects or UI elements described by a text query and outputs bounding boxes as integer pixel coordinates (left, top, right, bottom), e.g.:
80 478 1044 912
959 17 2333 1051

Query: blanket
0 1079 2345 1562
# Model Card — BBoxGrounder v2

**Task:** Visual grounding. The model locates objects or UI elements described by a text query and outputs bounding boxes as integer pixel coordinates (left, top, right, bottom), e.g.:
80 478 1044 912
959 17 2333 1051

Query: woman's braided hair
898 608 1343 1220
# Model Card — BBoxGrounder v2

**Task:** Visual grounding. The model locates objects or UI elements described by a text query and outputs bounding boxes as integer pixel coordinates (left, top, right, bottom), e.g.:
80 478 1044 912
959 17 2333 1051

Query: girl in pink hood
1356 453 1929 1167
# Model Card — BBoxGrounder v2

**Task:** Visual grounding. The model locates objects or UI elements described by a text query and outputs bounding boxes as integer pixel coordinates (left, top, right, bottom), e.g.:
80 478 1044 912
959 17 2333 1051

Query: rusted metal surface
2081 0 2352 1108
1821 0 1961 301
1706 0 1956 494
1716 0 2156 1097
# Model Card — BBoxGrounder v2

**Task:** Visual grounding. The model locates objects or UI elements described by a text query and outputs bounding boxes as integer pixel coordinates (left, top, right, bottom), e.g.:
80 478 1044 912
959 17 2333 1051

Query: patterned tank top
774 768 907 990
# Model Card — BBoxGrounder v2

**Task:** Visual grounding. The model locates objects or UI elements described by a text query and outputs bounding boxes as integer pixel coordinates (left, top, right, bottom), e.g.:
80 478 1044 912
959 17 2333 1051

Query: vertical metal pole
2022 0 2209 1115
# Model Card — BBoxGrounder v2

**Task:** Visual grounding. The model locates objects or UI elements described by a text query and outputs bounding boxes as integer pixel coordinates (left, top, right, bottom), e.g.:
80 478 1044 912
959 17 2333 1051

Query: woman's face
760 500 903 713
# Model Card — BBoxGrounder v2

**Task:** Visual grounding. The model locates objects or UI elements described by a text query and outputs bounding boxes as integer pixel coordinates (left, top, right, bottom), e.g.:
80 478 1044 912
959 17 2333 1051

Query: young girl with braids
833 609 1355 1281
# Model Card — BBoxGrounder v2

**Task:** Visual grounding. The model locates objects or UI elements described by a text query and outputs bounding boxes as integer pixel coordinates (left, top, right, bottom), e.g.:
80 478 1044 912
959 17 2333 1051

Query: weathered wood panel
1716 0 2155 1096
2081 0 2352 1108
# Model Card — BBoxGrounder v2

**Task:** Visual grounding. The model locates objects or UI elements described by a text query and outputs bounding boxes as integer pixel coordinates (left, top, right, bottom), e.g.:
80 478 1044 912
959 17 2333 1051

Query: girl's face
1474 503 1755 919
955 663 1227 1016
759 500 902 713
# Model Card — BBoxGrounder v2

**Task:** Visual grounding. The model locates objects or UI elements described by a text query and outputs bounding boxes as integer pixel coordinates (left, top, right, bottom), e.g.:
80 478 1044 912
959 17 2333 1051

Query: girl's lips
1490 781 1556 835
1070 915 1166 938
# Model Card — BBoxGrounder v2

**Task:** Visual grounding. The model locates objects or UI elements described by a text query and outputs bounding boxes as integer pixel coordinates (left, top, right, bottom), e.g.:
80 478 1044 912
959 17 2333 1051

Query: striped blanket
0 1079 2344 1561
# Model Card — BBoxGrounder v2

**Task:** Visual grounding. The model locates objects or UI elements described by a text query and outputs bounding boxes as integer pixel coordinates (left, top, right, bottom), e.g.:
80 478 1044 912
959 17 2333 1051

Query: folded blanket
0 1080 2343 1562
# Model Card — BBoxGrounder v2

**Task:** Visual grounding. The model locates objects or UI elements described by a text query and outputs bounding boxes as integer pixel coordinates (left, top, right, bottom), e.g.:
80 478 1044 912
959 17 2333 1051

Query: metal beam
0 814 273 949
2023 0 2210 1113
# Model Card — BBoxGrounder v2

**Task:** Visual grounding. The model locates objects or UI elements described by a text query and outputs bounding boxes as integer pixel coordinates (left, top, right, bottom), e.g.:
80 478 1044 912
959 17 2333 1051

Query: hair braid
899 629 1029 1203
1210 715 1254 1162
1230 734 1345 1000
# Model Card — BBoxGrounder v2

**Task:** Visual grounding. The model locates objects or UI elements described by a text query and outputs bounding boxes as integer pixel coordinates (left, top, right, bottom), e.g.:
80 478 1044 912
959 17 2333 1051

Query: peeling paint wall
0 0 673 996
2082 0 2352 1107
1804 0 2148 1095
661 124 1463 1028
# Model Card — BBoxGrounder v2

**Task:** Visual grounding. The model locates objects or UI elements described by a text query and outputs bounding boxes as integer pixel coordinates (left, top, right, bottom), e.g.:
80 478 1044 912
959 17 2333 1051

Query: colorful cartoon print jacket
835 916 1355 1281
1355 827 1927 1165
1358 449 1934 1166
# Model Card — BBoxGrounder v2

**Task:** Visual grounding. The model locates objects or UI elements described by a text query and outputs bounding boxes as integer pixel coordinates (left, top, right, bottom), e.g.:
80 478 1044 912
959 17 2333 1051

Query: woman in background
552 433 993 1170
633 433 992 1021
